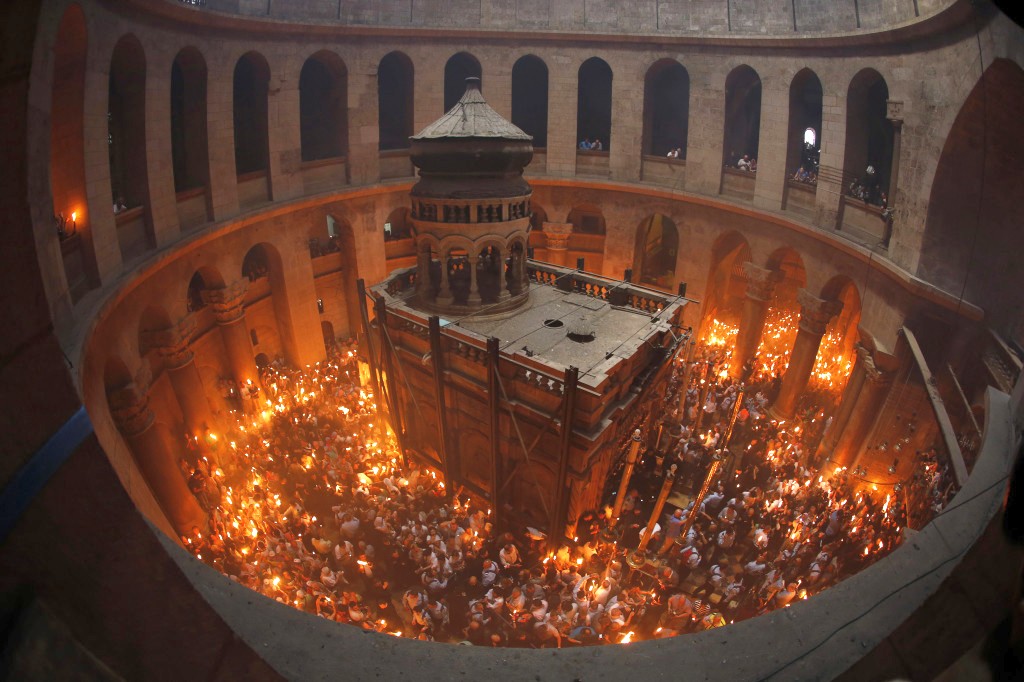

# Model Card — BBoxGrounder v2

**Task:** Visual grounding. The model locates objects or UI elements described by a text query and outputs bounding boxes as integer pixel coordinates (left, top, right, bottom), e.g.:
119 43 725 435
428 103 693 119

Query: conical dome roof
412 77 532 141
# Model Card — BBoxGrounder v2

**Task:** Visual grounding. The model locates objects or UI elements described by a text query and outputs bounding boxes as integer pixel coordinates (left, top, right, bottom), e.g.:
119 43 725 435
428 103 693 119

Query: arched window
242 244 270 282
300 51 347 162
233 52 270 175
512 56 548 148
444 53 481 112
171 48 209 193
723 65 762 167
577 58 612 149
786 69 823 179
384 207 412 241
567 205 606 235
643 60 690 157
378 52 414 151
108 36 150 218
844 69 893 206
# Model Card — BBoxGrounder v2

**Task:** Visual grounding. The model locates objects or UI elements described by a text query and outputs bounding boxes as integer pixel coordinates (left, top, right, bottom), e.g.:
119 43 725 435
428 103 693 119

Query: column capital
855 343 894 385
140 318 197 369
796 289 844 336
203 280 248 324
108 384 154 437
742 263 782 302
885 99 904 124
543 222 573 250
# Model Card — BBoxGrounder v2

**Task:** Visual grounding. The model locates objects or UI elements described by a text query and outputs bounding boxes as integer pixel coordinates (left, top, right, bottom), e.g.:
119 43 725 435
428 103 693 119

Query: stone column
771 290 843 419
436 250 453 305
543 222 572 266
497 246 510 301
814 88 846 229
143 322 216 438
204 282 259 387
145 47 181 245
467 253 482 306
206 50 240 220
752 77 788 211
883 100 903 247
830 348 893 469
730 263 781 380
544 57 578 177
817 343 868 463
266 55 303 202
109 384 207 535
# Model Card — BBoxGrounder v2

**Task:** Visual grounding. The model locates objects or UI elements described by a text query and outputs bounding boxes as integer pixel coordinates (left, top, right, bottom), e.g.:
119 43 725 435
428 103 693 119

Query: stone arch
108 33 154 261
186 265 226 313
233 51 271 175
723 64 762 165
444 52 481 112
701 231 752 329
51 3 98 301
384 206 412 241
786 68 823 178
633 214 679 291
512 55 549 148
843 68 892 204
820 275 863 358
643 59 690 157
567 204 606 235
171 47 210 195
530 203 547 233
577 57 613 148
299 50 347 162
765 247 807 308
378 51 414 151
920 58 1024 338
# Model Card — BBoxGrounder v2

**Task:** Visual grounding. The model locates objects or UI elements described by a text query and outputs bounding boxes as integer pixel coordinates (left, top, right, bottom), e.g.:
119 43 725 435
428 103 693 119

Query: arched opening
567 205 606 235
723 65 762 168
443 53 481 112
171 48 210 195
820 276 863 372
700 232 752 338
577 58 612 150
242 242 306 365
109 34 154 261
643 59 689 158
186 266 226 313
634 214 679 290
51 3 97 301
242 244 270 282
844 69 892 206
384 207 412 241
785 68 823 186
300 51 347 162
530 204 547 233
378 51 414 151
512 55 548 148
319 216 361 339
920 59 1024 338
233 52 270 176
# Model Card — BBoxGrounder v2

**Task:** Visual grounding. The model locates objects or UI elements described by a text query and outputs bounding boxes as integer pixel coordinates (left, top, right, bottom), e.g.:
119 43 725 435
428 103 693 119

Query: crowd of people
180 321 956 647
579 138 605 151
791 166 818 185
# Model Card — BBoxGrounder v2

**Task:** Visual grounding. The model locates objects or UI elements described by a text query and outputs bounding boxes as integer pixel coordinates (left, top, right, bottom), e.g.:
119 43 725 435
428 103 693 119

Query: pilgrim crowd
181 326 956 646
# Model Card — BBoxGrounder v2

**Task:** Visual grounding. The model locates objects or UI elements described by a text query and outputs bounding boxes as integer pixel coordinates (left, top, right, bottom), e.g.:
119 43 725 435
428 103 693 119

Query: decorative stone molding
203 280 249 324
797 288 844 336
742 263 783 302
108 384 154 437
543 222 574 250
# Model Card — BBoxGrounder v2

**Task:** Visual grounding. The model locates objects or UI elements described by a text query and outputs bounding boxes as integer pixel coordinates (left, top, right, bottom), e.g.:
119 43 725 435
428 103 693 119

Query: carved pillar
543 222 572 266
771 290 843 418
109 384 207 534
829 346 893 469
204 282 258 389
437 250 453 306
818 344 868 462
497 246 510 301
467 254 481 306
730 263 781 379
143 320 215 438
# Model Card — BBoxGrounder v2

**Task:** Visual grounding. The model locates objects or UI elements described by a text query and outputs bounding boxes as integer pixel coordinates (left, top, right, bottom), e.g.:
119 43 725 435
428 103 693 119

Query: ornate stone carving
107 384 154 437
203 280 249 324
796 288 844 336
543 222 573 250
742 263 782 302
